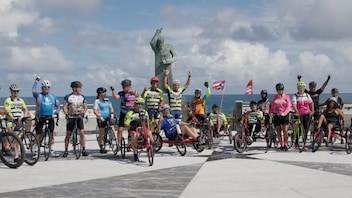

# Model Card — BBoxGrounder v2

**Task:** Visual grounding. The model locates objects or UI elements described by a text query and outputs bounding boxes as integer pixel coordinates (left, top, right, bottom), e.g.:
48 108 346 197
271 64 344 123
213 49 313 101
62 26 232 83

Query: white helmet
162 104 170 110
9 83 20 91
41 80 51 87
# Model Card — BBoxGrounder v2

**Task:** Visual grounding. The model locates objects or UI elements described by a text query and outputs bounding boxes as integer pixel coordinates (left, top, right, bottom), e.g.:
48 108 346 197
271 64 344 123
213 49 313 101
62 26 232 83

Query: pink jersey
270 93 291 115
292 93 313 115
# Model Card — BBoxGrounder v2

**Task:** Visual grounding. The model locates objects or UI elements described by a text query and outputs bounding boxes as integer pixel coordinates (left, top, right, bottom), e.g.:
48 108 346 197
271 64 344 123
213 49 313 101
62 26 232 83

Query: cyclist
111 79 138 150
32 77 61 158
270 83 291 151
124 97 154 162
258 89 271 128
3 83 29 162
240 101 264 142
208 104 228 137
292 81 314 150
297 74 331 121
187 82 211 123
163 69 191 122
316 97 344 147
158 104 200 141
93 87 115 154
62 81 88 157
141 76 164 131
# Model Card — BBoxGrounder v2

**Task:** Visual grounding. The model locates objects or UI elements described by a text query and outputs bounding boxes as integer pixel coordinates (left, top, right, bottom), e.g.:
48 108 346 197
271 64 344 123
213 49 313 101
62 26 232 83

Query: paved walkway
1 134 352 198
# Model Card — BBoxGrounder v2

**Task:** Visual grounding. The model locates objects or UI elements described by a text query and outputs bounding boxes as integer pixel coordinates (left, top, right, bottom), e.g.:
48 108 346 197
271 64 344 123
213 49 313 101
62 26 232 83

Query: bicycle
287 112 307 152
148 108 159 133
313 121 344 152
265 115 278 153
68 115 83 159
152 126 188 156
95 117 118 154
19 117 40 165
36 115 59 161
0 117 25 168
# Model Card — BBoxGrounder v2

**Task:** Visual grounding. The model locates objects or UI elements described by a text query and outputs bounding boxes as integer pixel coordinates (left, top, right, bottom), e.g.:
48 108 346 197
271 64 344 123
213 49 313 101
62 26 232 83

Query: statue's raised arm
150 28 177 91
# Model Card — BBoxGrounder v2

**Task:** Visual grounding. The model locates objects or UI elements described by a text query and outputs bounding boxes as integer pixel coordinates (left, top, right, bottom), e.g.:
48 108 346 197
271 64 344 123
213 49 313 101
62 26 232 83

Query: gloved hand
110 113 114 120
35 76 41 81
100 117 105 122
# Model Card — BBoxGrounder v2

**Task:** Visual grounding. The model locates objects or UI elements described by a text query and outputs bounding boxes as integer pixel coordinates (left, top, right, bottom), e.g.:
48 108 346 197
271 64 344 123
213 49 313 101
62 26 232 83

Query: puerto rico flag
245 80 253 95
212 80 225 90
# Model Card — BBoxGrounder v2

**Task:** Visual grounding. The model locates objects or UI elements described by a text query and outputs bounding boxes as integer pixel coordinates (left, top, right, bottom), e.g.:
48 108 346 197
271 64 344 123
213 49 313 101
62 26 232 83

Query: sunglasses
12 90 19 93
42 86 51 89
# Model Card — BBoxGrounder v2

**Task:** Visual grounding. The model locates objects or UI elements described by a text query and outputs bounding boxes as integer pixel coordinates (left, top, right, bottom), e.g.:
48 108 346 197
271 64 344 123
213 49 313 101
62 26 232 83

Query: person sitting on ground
208 104 228 137
316 97 344 147
158 104 200 141
240 101 264 142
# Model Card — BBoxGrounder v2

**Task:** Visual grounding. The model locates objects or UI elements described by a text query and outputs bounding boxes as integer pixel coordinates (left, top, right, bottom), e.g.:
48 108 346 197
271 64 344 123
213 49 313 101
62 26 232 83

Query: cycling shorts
97 118 108 128
118 112 126 127
66 117 84 131
36 117 55 135
273 114 289 127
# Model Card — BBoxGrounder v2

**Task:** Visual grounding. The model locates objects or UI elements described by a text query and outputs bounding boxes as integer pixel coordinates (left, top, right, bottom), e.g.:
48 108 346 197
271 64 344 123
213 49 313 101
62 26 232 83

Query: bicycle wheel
23 131 40 165
192 140 205 152
287 131 294 148
0 132 25 168
206 128 213 149
147 145 154 166
233 132 247 153
312 130 323 152
72 128 81 159
121 137 126 159
265 126 274 153
42 129 51 161
228 129 233 144
109 129 118 154
345 128 352 154
296 124 306 152
152 132 163 152
175 134 186 156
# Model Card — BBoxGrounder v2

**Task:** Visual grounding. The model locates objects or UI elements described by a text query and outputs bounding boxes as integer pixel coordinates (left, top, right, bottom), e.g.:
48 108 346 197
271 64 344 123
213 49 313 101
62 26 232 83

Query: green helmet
297 81 306 89
134 97 145 104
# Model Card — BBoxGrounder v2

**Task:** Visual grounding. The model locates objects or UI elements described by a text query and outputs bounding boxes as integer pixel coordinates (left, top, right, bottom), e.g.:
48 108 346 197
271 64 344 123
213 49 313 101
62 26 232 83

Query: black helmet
121 79 131 86
260 89 267 94
96 87 107 94
250 101 257 106
70 81 82 88
331 88 339 94
275 83 284 90
212 104 219 109
309 81 317 87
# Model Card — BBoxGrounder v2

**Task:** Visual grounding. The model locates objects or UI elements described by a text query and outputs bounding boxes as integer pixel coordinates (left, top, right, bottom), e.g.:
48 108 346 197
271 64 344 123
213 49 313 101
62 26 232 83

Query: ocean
1 93 351 116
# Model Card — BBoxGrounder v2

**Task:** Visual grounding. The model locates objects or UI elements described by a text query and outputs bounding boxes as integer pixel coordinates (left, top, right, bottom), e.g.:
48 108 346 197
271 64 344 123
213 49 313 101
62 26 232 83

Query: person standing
62 81 88 157
187 82 211 123
258 89 271 128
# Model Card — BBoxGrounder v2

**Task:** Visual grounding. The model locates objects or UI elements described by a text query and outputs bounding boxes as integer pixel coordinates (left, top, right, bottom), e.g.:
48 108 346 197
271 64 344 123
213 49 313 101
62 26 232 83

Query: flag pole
220 86 225 112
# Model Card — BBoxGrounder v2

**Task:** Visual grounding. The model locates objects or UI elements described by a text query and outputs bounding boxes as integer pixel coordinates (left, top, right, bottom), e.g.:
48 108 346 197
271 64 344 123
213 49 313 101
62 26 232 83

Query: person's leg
326 123 333 145
117 113 125 147
130 131 139 161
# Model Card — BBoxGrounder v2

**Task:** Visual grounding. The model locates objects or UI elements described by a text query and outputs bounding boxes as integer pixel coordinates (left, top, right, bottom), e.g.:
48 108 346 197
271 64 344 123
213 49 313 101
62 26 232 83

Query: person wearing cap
187 82 211 123
240 101 264 142
297 74 331 120
32 77 61 158
208 104 228 137
292 81 314 150
141 77 164 132
258 89 271 128
163 69 191 122
110 79 139 150
316 97 344 146
62 81 88 157
93 87 115 154
158 104 199 142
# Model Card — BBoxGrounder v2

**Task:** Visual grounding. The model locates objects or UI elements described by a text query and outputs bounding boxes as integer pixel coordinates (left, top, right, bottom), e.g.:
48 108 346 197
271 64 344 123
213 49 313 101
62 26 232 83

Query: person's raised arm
184 70 191 89
110 86 120 100
150 28 162 52
32 77 40 99
202 82 211 100
320 75 331 92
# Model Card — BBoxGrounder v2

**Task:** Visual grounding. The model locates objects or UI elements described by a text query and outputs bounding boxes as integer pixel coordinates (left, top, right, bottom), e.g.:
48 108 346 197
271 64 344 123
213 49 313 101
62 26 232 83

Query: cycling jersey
63 93 86 116
124 109 149 131
270 93 291 115
209 112 227 125
191 87 211 115
118 90 138 114
3 97 27 119
159 115 179 139
166 87 186 111
93 98 111 118
305 89 323 112
144 87 163 110
32 80 61 117
247 110 263 124
258 98 270 114
292 93 313 115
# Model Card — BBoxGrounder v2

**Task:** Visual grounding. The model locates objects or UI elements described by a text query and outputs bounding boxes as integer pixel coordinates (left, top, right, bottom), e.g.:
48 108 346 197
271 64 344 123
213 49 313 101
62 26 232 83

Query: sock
280 141 283 147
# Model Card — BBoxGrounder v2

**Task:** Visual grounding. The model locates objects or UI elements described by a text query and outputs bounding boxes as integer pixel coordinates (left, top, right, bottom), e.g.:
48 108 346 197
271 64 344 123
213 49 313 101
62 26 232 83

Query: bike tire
265 126 274 153
42 129 51 161
152 132 163 152
121 137 126 159
24 131 40 165
228 129 233 144
297 124 306 152
312 130 323 152
233 132 247 153
109 129 118 154
287 131 294 148
147 146 154 166
206 128 213 149
345 128 352 154
175 134 186 156
0 132 25 168
72 128 81 159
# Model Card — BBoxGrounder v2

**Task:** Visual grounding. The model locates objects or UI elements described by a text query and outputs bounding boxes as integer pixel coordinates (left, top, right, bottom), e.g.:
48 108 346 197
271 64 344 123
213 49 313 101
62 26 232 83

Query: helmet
121 79 131 86
195 88 202 93
41 80 51 87
309 81 317 87
172 79 180 85
328 97 337 103
9 83 20 91
250 101 257 106
162 104 170 110
212 104 219 109
96 87 107 94
260 89 267 94
275 83 284 90
150 77 159 83
331 88 339 94
134 97 144 104
70 81 82 88
297 81 306 89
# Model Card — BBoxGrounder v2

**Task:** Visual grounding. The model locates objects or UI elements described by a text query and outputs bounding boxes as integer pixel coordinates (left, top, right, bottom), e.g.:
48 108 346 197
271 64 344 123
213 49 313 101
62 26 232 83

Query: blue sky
1 0 352 97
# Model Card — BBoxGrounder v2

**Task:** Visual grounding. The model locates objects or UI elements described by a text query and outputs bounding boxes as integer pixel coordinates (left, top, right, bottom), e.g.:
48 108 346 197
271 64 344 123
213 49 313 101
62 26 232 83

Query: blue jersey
160 116 179 139
93 98 111 118
32 81 60 117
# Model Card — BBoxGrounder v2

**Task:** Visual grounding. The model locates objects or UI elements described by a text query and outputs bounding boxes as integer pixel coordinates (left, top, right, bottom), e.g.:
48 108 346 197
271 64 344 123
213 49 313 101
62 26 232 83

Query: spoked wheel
121 137 126 159
0 132 25 168
287 131 294 149
42 130 51 161
296 125 307 152
265 126 274 153
345 129 352 154
312 130 323 152
147 141 154 166
72 129 81 160
109 129 118 154
233 132 247 153
152 132 163 152
206 129 213 149
23 131 40 166
175 134 186 156
192 140 205 152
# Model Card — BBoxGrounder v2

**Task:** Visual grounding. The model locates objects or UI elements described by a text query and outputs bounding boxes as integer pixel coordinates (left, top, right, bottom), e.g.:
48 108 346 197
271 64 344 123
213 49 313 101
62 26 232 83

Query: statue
150 28 177 91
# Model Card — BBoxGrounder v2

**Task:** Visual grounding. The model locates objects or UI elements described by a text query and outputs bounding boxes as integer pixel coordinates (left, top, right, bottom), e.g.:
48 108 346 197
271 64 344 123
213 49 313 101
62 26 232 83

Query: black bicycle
95 117 118 154
0 118 25 168
37 116 59 161
69 116 82 159
19 117 40 165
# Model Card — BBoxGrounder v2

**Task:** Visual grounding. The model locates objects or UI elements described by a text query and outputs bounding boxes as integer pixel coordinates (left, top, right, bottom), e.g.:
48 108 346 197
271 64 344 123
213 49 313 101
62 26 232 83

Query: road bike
36 116 59 161
95 117 118 154
287 112 306 152
19 117 40 165
69 116 82 159
265 115 278 153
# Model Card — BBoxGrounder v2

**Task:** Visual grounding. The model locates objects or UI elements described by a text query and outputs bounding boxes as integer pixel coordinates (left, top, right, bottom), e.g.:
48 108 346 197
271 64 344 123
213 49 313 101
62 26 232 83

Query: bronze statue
150 28 177 91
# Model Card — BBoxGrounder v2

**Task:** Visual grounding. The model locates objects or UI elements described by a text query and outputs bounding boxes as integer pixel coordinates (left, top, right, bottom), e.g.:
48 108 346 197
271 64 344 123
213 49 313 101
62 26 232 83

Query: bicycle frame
289 113 306 152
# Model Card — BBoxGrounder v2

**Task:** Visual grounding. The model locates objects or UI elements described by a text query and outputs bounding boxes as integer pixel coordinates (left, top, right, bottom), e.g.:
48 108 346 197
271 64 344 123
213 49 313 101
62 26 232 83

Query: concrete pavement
1 132 352 198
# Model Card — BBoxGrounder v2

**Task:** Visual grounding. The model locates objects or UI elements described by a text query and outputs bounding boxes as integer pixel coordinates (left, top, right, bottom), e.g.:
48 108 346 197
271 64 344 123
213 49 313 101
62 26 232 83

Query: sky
1 0 352 97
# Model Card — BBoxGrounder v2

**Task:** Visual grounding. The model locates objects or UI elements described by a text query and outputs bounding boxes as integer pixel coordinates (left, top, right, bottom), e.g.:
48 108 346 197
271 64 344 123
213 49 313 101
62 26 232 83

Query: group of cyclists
240 74 346 151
